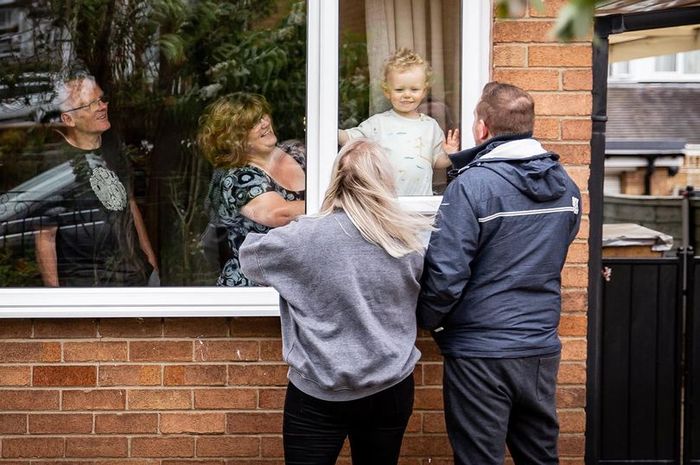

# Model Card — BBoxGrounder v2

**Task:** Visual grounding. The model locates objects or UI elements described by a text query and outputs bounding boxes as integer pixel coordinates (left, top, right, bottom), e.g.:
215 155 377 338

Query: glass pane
338 0 461 196
0 1 307 288
655 54 677 72
682 50 700 74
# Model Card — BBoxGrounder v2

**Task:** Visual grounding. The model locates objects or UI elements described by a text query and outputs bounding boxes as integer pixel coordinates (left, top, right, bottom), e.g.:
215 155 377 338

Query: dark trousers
283 375 414 465
443 354 561 465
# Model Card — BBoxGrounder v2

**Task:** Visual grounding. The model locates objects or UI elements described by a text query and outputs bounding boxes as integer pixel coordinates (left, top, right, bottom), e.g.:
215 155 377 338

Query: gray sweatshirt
239 211 423 401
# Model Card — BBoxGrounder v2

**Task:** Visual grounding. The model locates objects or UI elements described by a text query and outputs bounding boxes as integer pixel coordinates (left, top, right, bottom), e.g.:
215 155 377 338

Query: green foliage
338 32 370 129
0 249 41 287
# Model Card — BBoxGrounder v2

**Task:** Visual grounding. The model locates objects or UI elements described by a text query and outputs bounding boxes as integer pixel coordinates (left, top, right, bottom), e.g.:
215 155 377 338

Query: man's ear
60 112 75 127
475 118 489 142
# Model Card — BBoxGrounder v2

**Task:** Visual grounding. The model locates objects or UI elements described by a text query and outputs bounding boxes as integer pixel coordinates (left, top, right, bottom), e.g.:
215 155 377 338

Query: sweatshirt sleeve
417 178 480 330
238 233 271 286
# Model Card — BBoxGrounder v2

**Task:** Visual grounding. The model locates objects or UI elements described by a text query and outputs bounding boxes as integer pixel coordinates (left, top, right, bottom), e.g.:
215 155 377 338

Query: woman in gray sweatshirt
239 139 433 465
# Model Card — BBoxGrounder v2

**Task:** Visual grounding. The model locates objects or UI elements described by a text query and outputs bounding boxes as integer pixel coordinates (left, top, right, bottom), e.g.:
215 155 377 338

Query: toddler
339 48 459 195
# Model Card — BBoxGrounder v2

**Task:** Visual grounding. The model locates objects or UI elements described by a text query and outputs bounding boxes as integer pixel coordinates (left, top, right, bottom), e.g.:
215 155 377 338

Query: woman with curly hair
198 92 305 286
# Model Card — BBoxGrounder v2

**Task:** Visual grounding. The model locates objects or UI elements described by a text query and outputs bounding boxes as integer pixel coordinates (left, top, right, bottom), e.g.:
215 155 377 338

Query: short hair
320 139 433 257
475 81 535 136
53 72 97 112
197 93 272 168
381 48 432 90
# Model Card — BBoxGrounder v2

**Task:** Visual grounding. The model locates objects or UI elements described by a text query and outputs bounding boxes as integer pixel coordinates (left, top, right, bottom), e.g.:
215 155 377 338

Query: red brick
161 413 226 434
562 119 592 140
197 437 260 457
99 318 163 337
405 412 422 433
195 341 260 362
99 365 161 386
528 45 591 67
415 339 442 361
529 0 567 17
414 387 443 410
0 319 32 338
493 44 527 67
227 365 288 386
558 361 587 384
412 366 423 385
163 462 225 465
164 365 227 386
493 69 559 91
565 241 588 264
0 366 31 386
423 412 446 433
0 390 59 410
34 319 97 338
259 388 286 409
559 434 586 456
565 166 590 191
0 414 27 433
128 389 192 410
261 436 283 458
0 342 61 362
545 142 591 165
559 314 587 337
62 389 126 410
130 341 192 362
230 318 281 337
164 318 229 337
226 412 282 434
557 386 586 408
29 414 92 434
534 93 591 116
65 437 128 457
64 342 128 362
563 69 593 90
194 388 257 410
400 435 452 455
494 20 556 43
559 409 586 433
534 118 560 140
422 363 443 386
259 340 283 361
562 338 587 361
95 413 158 433
33 366 97 386
1 438 64 458
225 461 284 465
562 289 587 312
562 266 588 288
131 437 195 458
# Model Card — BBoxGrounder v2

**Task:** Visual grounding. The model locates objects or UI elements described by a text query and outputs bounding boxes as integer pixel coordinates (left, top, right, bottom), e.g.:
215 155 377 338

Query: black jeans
444 354 561 465
283 375 414 465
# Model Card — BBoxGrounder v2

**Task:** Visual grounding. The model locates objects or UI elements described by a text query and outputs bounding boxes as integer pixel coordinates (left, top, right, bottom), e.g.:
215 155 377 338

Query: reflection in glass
338 0 461 196
0 1 307 287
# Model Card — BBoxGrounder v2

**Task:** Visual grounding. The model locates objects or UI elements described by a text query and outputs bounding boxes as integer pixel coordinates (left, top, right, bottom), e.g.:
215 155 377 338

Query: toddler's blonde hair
381 48 432 91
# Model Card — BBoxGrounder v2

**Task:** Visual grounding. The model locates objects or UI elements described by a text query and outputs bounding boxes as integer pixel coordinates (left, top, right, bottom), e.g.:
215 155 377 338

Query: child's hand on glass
443 129 460 154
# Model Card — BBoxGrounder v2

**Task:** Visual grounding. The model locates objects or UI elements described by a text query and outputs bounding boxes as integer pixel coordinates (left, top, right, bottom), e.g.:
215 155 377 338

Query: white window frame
0 0 491 318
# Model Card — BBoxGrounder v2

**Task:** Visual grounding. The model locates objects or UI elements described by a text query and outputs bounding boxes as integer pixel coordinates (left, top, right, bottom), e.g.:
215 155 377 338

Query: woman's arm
130 199 158 270
240 192 305 228
35 226 59 287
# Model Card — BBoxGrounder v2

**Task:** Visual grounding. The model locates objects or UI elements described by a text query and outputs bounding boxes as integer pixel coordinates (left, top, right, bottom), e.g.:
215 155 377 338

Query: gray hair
53 73 97 112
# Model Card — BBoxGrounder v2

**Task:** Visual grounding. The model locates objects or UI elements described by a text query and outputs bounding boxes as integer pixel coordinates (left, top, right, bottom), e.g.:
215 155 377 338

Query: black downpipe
585 16 610 465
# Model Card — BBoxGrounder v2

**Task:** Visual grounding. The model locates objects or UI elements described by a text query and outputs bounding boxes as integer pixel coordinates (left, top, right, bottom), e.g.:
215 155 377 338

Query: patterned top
208 141 305 287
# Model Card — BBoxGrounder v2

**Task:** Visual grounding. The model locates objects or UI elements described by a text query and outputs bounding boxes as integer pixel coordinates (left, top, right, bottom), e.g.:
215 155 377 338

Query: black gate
598 249 699 465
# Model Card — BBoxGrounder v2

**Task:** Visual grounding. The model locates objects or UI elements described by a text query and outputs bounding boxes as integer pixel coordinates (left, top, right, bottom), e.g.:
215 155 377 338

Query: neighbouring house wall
0 5 591 465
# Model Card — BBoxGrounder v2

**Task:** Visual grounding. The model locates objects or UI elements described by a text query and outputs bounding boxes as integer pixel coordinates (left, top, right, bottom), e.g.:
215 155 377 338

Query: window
655 54 677 72
0 0 490 316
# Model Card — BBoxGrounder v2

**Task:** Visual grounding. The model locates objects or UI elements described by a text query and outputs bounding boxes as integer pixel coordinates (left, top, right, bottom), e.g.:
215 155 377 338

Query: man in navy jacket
417 82 581 465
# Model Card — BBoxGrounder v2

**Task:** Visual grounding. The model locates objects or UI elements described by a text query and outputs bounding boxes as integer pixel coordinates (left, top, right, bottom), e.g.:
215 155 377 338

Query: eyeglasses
63 95 109 113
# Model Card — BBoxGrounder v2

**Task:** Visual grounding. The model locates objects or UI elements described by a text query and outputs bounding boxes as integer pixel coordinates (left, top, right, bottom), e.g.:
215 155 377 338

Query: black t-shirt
37 144 151 286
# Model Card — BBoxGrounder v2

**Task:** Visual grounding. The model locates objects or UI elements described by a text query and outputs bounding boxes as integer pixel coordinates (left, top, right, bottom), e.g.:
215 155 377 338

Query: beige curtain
364 0 458 131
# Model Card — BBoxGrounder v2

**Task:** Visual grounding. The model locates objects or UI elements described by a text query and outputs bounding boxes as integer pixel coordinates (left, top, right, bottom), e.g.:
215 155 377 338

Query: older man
34 74 157 286
417 82 581 465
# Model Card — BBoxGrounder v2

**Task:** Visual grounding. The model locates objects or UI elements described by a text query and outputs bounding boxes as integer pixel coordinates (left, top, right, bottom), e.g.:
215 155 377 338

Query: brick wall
0 4 591 465
493 1 591 464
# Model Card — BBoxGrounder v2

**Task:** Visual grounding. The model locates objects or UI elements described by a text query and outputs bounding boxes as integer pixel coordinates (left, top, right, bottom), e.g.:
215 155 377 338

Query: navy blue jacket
417 134 581 358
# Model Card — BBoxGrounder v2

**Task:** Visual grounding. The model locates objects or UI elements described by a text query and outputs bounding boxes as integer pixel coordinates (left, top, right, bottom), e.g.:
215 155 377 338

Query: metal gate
598 249 698 465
